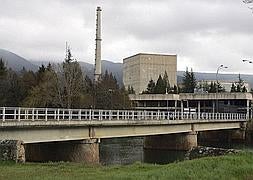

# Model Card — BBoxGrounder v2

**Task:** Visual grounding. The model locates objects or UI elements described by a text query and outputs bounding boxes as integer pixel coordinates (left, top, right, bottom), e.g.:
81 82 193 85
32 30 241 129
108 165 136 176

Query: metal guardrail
0 107 247 122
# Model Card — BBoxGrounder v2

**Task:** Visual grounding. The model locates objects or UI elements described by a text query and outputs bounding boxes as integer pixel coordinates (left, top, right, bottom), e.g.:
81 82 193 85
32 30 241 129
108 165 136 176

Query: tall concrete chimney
94 6 102 82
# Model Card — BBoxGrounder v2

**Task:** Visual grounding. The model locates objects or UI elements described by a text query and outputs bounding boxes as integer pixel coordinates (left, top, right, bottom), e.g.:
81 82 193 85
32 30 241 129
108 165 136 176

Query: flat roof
129 94 180 101
129 93 253 101
123 53 177 61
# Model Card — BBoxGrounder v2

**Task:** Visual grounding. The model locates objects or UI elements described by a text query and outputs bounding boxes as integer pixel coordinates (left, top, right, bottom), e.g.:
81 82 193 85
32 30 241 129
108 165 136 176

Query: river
99 137 253 165
99 137 186 165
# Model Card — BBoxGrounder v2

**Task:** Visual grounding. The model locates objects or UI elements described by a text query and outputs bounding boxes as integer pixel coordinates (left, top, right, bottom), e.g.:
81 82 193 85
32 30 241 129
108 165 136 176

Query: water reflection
100 137 144 165
100 137 186 165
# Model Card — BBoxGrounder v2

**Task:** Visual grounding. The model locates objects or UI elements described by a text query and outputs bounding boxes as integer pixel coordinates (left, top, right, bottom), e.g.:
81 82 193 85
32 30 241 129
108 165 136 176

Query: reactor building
123 53 177 94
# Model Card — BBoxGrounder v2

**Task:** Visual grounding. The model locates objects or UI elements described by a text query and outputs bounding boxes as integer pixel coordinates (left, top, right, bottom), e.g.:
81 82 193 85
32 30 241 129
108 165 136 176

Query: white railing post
117 110 119 120
14 108 16 120
32 108 34 121
45 108 48 121
84 110 87 120
2 107 5 122
25 109 27 120
68 109 71 121
92 110 95 120
36 109 38 120
98 110 101 120
89 109 92 120
54 109 57 120
79 109 82 120
57 109 60 121
18 107 21 121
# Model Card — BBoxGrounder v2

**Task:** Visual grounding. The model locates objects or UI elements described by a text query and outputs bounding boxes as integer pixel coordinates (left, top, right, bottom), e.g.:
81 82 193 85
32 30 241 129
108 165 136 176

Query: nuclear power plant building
123 53 177 94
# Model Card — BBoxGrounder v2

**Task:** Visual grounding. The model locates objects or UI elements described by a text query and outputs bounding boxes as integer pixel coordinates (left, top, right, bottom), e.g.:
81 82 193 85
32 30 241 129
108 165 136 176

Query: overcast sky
0 0 253 73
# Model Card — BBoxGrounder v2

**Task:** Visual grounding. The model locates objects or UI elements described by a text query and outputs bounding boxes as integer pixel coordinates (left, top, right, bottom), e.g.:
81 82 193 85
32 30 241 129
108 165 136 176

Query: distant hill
2 49 253 88
79 60 123 86
177 71 253 88
0 49 38 71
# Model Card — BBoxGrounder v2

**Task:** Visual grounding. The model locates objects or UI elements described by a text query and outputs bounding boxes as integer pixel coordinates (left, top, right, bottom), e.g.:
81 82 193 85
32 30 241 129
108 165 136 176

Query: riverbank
1 152 253 180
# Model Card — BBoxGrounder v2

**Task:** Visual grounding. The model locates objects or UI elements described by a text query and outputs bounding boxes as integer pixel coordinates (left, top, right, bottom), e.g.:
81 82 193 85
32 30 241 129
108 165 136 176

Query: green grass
1 152 253 180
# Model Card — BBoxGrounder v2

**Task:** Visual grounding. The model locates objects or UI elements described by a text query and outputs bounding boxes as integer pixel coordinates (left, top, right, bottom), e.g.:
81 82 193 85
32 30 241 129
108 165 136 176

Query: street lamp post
216 65 228 112
242 59 252 119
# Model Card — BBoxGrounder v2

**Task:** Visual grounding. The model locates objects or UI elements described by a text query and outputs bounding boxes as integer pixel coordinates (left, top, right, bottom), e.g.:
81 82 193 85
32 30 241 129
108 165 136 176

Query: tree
154 75 166 94
57 60 85 108
0 58 7 77
232 74 247 93
23 69 59 107
182 67 197 93
242 86 247 93
217 82 225 93
127 86 135 94
36 64 46 83
95 71 131 109
163 71 170 91
144 79 156 94
173 85 178 94
23 48 87 108
0 59 9 106
231 83 236 92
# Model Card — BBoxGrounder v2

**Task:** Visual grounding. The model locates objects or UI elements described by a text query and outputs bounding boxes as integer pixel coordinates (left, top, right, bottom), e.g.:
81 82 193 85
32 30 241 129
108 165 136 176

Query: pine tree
173 85 178 94
0 58 7 77
95 71 131 109
146 79 156 94
182 67 197 93
209 82 216 93
163 71 170 91
231 83 236 92
242 86 247 92
127 86 135 94
36 64 46 83
154 75 166 94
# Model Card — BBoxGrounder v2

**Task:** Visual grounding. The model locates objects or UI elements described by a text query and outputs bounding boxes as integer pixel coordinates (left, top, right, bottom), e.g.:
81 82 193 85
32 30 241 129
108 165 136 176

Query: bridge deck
0 107 247 143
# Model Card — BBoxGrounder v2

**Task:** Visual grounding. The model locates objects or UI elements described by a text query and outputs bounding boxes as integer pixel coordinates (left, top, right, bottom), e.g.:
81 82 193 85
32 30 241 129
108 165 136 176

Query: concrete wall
123 53 177 94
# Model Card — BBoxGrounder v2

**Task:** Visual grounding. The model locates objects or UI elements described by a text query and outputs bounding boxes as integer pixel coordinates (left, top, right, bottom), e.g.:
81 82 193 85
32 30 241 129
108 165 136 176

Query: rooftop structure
129 93 252 117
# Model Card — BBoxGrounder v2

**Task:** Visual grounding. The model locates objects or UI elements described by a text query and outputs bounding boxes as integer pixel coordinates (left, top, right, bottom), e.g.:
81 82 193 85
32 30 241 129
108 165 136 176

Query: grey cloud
0 0 253 74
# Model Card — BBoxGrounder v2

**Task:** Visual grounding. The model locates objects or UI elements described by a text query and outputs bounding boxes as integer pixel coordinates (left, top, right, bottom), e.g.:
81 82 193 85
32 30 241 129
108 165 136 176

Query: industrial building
129 93 252 117
123 53 252 117
123 53 177 94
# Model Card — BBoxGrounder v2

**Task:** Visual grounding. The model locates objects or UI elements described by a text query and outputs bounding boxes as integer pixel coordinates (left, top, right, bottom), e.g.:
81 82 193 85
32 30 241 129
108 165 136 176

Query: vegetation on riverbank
1 152 253 180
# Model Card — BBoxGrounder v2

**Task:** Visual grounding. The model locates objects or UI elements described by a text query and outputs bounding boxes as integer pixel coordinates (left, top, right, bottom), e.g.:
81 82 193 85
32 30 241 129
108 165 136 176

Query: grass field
1 152 253 180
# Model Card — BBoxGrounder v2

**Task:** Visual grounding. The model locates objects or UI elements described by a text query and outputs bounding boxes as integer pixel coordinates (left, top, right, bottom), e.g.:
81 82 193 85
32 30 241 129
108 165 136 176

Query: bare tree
57 61 84 108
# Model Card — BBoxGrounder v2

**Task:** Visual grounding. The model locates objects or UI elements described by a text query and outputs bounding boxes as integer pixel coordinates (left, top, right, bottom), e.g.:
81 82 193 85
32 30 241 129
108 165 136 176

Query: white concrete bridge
0 107 247 144
0 107 248 163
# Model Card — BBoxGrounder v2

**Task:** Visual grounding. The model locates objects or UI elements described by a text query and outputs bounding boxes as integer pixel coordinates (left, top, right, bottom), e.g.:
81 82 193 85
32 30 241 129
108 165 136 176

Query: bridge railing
0 107 247 122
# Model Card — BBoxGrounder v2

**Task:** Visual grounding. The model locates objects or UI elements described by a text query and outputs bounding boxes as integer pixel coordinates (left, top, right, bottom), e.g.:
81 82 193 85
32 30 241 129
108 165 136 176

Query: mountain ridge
1 49 253 88
0 49 38 71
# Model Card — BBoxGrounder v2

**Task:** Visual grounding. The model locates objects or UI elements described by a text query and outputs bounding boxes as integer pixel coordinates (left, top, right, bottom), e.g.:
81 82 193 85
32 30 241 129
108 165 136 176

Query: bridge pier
144 132 197 151
25 139 100 164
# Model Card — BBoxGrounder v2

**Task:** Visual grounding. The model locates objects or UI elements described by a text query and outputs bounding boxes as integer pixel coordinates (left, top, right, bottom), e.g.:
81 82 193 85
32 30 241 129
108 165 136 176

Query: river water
99 137 253 165
99 137 186 165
